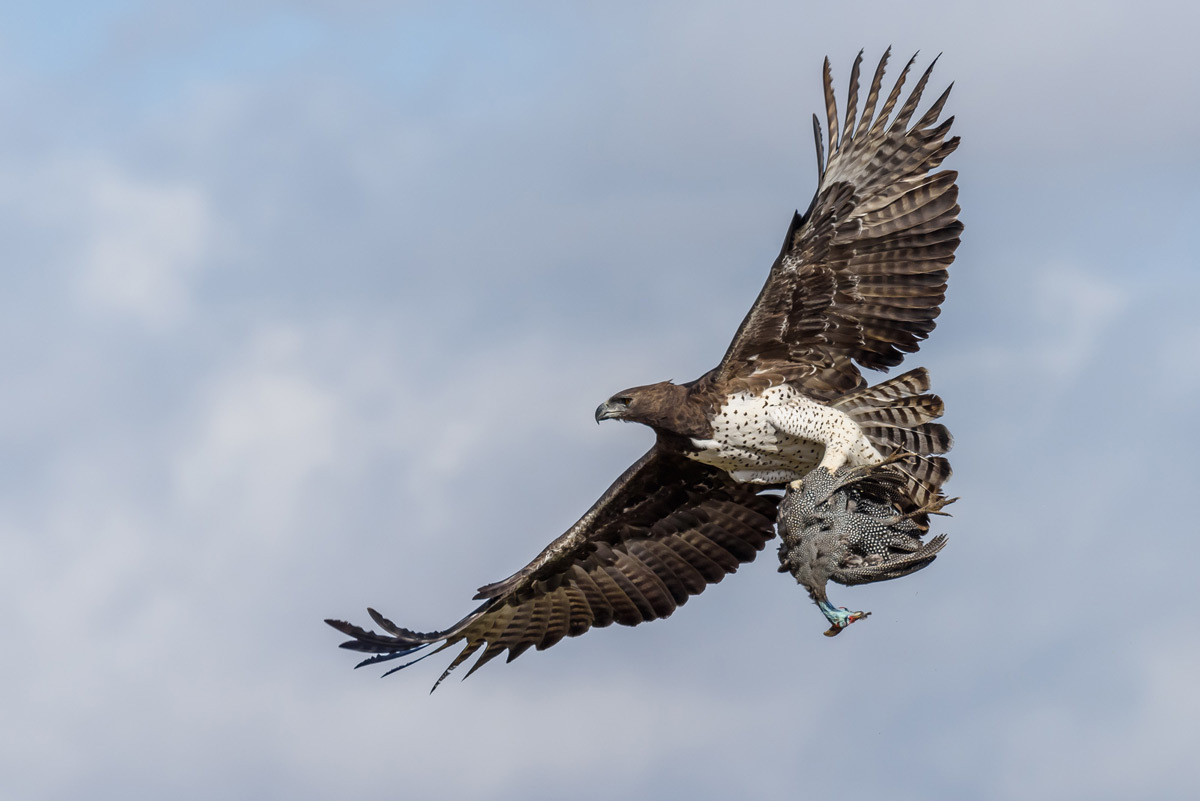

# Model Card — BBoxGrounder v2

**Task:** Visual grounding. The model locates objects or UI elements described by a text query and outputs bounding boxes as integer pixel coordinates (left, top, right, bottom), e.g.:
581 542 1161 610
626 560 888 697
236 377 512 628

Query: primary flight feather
327 49 961 689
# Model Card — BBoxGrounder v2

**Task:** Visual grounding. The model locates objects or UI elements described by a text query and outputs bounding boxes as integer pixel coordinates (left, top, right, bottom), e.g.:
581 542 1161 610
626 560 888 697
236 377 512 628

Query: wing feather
914 83 954 132
872 52 918 136
326 447 778 688
812 115 826 179
712 52 960 395
823 57 839 155
627 539 693 603
563 580 595 636
539 590 571 651
662 531 729 583
855 48 890 136
890 54 939 131
842 50 863 143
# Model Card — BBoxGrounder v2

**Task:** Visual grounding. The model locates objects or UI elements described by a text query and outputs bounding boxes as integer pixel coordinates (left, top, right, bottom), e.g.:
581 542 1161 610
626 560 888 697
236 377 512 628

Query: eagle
327 49 962 688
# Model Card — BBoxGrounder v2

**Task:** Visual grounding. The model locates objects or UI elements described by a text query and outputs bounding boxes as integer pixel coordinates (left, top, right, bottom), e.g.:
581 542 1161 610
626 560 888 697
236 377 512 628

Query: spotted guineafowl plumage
777 461 950 636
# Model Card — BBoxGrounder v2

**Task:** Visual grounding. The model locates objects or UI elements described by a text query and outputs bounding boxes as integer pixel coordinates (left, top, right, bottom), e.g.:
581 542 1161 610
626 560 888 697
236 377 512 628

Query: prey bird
327 49 961 689
776 459 951 637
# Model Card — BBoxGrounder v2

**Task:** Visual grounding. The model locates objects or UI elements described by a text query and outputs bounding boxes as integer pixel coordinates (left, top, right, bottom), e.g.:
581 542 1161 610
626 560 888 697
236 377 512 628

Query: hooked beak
595 399 626 423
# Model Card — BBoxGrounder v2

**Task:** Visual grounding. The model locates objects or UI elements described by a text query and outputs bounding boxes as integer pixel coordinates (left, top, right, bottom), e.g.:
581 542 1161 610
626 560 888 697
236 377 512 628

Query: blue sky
3 2 1199 800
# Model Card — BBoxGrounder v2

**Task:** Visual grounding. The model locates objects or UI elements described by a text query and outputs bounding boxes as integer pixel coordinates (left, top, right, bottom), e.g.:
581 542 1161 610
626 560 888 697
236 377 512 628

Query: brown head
594 381 706 438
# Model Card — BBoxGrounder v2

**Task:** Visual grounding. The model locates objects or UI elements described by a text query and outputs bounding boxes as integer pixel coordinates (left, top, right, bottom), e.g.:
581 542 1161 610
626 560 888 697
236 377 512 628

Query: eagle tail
834 367 951 456
833 367 954 523
879 454 953 521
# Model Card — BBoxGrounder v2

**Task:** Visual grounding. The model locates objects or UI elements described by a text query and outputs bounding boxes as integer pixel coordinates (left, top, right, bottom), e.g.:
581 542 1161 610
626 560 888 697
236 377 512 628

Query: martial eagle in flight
327 49 962 688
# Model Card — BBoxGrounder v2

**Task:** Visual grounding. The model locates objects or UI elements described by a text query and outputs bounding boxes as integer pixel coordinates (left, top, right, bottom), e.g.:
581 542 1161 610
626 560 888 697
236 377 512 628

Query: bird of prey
776 459 951 637
327 49 962 688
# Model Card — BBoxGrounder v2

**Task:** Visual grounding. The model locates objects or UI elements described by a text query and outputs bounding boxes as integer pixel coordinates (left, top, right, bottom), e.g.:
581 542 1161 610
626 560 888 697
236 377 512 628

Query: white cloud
174 325 341 534
1031 262 1127 383
75 162 212 325
983 634 1200 800
13 157 215 326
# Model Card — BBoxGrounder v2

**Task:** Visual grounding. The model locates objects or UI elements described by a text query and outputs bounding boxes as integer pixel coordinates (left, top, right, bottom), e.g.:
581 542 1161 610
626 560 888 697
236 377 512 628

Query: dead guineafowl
777 458 953 636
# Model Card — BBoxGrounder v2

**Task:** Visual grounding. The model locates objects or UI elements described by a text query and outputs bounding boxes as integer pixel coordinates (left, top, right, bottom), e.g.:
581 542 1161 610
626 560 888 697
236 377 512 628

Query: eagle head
595 382 680 426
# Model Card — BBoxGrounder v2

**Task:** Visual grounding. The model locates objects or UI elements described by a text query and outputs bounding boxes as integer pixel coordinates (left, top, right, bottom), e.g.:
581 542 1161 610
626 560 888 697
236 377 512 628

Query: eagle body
687 383 833 483
601 365 943 488
618 379 889 485
327 49 964 688
689 383 882 483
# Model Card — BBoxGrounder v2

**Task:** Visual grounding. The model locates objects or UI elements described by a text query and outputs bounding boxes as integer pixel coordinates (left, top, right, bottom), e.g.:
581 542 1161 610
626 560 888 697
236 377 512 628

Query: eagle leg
764 402 881 476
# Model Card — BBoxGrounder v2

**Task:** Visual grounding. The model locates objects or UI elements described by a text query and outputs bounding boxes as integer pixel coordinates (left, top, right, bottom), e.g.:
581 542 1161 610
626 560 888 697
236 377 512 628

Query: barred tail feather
835 365 931 406
833 366 954 525
889 453 953 511
861 421 952 456
833 367 952 458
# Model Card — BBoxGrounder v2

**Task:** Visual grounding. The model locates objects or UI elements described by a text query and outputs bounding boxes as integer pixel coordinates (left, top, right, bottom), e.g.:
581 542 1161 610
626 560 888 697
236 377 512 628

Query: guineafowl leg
816 599 871 637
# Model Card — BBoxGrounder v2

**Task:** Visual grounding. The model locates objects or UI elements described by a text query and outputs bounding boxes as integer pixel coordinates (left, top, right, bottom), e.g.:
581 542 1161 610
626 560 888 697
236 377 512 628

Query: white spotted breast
686 384 825 478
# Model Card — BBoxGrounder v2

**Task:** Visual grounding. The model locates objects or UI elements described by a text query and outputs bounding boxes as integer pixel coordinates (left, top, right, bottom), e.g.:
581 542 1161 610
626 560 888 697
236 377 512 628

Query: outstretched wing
713 50 962 400
326 447 778 690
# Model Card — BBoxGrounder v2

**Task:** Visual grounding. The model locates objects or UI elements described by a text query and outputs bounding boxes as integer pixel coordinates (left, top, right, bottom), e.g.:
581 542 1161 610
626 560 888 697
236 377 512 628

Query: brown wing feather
713 50 961 399
325 447 778 690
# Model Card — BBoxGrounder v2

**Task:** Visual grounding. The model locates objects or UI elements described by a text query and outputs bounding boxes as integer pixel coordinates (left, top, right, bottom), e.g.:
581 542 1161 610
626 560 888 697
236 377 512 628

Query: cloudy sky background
3 2 1198 799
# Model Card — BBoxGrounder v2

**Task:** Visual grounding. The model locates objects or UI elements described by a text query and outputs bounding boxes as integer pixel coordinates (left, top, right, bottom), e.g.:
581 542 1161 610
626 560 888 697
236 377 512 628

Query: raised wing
714 50 962 400
326 447 778 689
